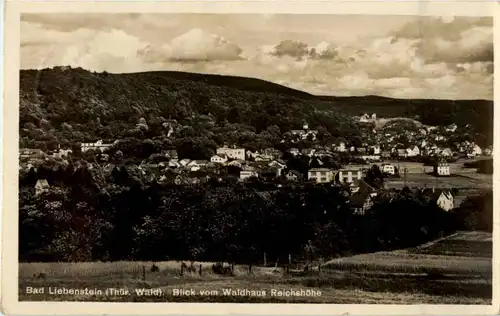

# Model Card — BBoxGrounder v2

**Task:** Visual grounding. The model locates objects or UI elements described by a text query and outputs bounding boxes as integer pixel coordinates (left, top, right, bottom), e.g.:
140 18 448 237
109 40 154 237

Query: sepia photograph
2 1 498 315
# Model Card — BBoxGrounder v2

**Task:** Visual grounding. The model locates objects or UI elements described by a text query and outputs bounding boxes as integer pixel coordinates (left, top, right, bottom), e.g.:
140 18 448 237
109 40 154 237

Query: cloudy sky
21 14 492 100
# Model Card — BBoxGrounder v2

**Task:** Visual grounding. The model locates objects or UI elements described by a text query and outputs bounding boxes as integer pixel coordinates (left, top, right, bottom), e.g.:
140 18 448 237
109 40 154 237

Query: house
440 148 453 157
308 168 334 183
187 160 208 171
240 169 258 181
210 154 228 164
434 160 450 176
254 155 272 162
360 155 380 162
263 148 283 160
445 124 458 132
81 140 112 152
226 160 245 168
268 160 286 176
179 158 191 167
289 148 300 156
291 123 318 140
382 163 396 175
164 149 178 160
397 149 407 158
432 189 454 211
217 147 246 161
35 179 50 196
286 170 302 182
350 180 377 215
359 113 370 123
301 148 315 157
406 145 420 157
370 145 381 155
338 168 363 184
336 142 347 153
168 159 181 168
467 144 483 158
20 148 47 164
52 148 73 159
381 151 391 159
246 150 259 160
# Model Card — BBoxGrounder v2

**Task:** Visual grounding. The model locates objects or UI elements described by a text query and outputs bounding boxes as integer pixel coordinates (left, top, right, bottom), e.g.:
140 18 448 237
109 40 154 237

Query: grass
385 173 492 190
18 232 492 304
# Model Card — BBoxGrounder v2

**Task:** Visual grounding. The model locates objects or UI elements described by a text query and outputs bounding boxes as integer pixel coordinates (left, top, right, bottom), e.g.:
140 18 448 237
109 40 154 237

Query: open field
385 172 492 190
19 231 492 304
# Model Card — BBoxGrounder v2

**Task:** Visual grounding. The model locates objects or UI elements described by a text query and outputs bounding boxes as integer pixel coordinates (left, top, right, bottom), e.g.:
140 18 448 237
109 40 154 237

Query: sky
20 14 493 100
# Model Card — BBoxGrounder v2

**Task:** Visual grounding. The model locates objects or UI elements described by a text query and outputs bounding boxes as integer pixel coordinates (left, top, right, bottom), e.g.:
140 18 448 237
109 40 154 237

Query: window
321 171 327 176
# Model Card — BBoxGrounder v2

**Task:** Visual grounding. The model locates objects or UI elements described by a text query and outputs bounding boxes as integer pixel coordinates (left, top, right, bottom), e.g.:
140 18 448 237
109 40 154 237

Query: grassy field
19 231 492 304
385 173 492 190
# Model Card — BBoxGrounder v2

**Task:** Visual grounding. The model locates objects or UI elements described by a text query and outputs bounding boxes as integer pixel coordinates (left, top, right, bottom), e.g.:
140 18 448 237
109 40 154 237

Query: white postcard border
2 1 499 315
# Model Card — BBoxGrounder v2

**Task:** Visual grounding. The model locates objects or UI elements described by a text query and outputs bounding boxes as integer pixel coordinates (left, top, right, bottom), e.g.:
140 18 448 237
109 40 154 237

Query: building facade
217 147 246 161
81 140 112 152
308 168 334 183
338 169 363 183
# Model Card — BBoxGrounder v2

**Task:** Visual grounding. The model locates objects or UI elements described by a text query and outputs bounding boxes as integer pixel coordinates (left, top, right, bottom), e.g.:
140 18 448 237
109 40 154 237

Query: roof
35 179 49 187
350 179 376 207
309 167 331 171
287 170 302 177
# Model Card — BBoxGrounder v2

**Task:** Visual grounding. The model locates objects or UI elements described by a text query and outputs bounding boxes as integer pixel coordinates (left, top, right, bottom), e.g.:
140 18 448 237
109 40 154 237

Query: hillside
19 67 493 153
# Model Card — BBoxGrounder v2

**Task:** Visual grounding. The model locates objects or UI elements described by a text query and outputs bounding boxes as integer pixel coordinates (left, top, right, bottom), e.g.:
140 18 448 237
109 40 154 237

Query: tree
364 164 384 189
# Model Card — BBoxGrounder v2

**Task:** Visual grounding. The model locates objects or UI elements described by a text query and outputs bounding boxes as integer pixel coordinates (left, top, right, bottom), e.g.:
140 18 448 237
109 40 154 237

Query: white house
179 158 191 166
371 145 381 155
338 169 363 184
360 155 381 162
406 146 420 157
434 161 450 176
52 148 73 159
289 148 300 156
188 160 208 171
217 147 246 161
226 160 244 168
467 144 483 157
336 142 347 153
382 164 395 175
268 160 286 176
359 113 370 123
35 179 50 196
210 154 228 164
435 190 454 211
308 168 334 183
81 140 112 152
291 123 318 140
445 124 458 132
440 148 453 157
240 170 258 181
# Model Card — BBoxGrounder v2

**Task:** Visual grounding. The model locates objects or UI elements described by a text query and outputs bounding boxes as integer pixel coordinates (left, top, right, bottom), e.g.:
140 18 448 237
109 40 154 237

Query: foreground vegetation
19 232 492 304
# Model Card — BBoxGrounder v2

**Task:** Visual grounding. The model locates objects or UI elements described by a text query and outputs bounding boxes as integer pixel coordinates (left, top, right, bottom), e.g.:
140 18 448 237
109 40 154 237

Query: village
20 114 493 217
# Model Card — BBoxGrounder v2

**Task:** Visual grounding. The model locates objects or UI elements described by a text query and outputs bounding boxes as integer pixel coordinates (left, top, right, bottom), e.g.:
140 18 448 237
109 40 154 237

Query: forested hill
19 67 493 152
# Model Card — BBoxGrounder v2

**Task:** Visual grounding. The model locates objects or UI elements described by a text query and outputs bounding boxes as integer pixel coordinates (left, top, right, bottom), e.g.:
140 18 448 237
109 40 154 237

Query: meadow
19 231 492 304
384 173 492 190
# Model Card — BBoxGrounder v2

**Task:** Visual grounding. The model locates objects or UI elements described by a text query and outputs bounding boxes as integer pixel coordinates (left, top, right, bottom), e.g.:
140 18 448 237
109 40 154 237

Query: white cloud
20 16 493 100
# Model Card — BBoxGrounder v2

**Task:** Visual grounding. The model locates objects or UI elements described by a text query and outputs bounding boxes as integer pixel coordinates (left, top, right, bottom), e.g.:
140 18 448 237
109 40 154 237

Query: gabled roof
350 179 376 207
35 179 50 187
